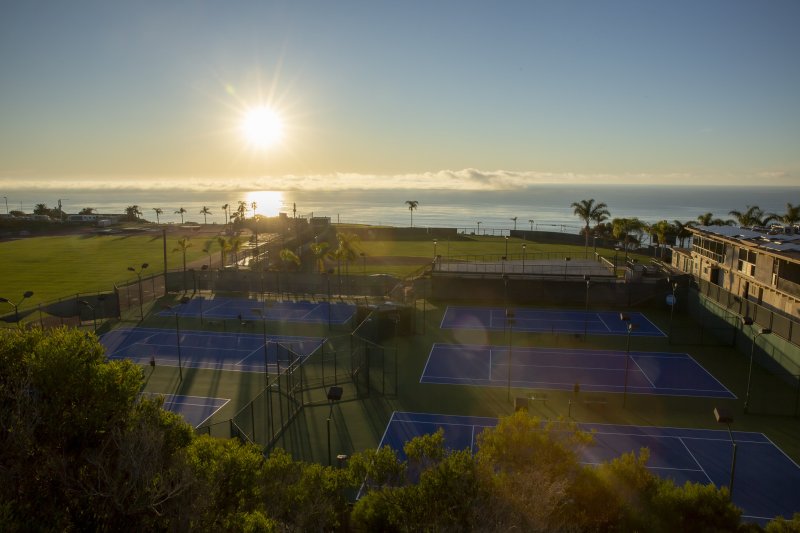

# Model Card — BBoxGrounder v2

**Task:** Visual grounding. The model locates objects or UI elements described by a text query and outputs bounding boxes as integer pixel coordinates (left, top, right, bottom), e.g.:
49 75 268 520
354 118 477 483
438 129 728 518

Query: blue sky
0 1 798 191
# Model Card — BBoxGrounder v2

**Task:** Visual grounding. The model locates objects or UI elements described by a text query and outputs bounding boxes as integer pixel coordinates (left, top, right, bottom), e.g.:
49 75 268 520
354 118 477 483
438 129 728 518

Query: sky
1 0 799 192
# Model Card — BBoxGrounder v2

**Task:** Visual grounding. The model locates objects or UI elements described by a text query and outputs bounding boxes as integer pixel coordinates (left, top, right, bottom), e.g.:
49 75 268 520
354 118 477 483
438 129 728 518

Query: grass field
1 228 652 310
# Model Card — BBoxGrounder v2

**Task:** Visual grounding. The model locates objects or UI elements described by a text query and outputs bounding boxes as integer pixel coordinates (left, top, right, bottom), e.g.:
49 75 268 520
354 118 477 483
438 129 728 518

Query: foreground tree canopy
1 327 797 531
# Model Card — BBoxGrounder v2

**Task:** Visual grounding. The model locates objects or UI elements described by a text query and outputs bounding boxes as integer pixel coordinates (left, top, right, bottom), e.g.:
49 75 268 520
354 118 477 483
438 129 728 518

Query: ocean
4 185 798 234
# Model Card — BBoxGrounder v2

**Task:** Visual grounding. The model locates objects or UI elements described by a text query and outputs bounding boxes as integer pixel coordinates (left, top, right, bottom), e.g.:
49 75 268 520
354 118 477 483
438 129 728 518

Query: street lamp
583 276 591 340
667 278 678 344
564 256 571 280
0 290 34 323
327 386 343 466
506 309 516 402
504 235 509 259
127 263 149 321
620 313 636 407
252 308 271 385
714 407 737 500
79 300 97 332
741 316 771 414
162 296 190 382
476 221 482 235
522 243 526 272
433 239 438 259
326 268 334 329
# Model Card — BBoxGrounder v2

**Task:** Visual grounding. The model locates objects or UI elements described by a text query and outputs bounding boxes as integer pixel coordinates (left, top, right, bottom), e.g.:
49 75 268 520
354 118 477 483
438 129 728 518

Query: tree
335 231 360 277
152 207 163 224
227 236 244 268
510 216 518 230
221 203 229 226
175 207 187 224
34 203 49 215
529 219 535 231
729 205 777 228
215 236 230 267
696 212 733 226
125 205 142 221
571 199 610 253
0 327 196 531
771 203 800 227
652 220 674 259
612 217 644 262
279 248 301 271
250 201 257 219
672 220 693 247
405 200 419 228
172 237 192 274
199 206 211 225
310 241 331 273
79 207 95 215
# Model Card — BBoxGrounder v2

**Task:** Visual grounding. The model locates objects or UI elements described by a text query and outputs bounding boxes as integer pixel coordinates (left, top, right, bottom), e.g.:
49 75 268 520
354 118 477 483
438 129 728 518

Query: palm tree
250 201 257 218
125 205 142 221
215 236 230 267
279 248 301 271
729 206 778 228
571 199 610 252
652 220 673 259
612 217 644 262
152 207 163 224
696 212 732 226
770 203 800 227
510 216 518 231
221 203 229 226
310 241 331 273
199 206 211 225
529 219 535 231
672 220 693 247
227 235 244 268
175 207 187 224
172 237 192 273
405 200 419 228
33 203 49 215
336 231 360 277
79 207 95 215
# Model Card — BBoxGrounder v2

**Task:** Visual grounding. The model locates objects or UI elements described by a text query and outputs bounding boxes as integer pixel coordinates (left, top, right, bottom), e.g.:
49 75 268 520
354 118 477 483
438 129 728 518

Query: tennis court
421 343 734 398
101 327 324 373
141 393 228 428
441 306 665 336
156 296 356 325
380 411 800 523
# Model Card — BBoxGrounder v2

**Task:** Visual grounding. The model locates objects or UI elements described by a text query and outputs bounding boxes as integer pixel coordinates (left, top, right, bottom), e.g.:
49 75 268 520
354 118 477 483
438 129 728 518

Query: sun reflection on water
244 190 284 217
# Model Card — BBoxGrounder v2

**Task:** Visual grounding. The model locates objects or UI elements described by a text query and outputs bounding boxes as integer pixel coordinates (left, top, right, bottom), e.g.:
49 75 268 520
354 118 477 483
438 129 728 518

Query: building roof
692 225 800 258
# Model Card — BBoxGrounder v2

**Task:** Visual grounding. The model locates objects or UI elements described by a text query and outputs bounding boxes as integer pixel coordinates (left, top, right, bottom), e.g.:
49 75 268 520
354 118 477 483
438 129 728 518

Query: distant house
673 225 800 317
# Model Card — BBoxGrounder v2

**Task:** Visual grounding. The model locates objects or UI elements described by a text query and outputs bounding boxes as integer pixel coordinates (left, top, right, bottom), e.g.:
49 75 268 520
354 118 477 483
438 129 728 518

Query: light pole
162 296 190 382
476 221 482 235
504 235 509 259
714 407 737 500
127 263 149 321
667 278 678 344
741 316 771 414
506 309 515 402
564 256 571 280
583 276 591 340
433 239 438 259
522 243 526 272
79 300 97 332
620 313 636 407
2 196 7 214
252 308 270 385
0 290 34 323
326 268 334 329
326 386 343 466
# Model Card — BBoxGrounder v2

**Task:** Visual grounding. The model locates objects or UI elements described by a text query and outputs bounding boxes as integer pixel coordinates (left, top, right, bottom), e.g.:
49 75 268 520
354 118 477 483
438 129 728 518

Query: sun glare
245 190 284 217
241 106 284 149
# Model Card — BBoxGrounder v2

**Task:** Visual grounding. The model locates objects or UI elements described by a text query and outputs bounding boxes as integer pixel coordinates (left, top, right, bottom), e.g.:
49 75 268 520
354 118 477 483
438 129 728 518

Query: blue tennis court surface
442 306 665 336
421 343 734 398
157 296 356 325
101 327 323 373
141 393 228 427
381 412 800 523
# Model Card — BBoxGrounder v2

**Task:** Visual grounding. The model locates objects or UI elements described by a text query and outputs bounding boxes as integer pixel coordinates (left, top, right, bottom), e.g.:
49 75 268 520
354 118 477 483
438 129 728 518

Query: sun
241 106 284 149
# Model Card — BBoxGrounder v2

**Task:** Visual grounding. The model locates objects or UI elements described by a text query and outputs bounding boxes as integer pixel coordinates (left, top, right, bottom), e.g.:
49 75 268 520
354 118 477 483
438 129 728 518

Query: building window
737 248 757 277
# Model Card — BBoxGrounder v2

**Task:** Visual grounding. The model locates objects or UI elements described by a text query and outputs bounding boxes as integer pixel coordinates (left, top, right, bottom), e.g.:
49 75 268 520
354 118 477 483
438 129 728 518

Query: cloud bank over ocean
0 168 795 192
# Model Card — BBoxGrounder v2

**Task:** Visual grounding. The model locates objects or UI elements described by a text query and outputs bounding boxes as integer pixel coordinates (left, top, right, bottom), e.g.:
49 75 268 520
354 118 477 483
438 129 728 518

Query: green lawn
0 234 206 306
